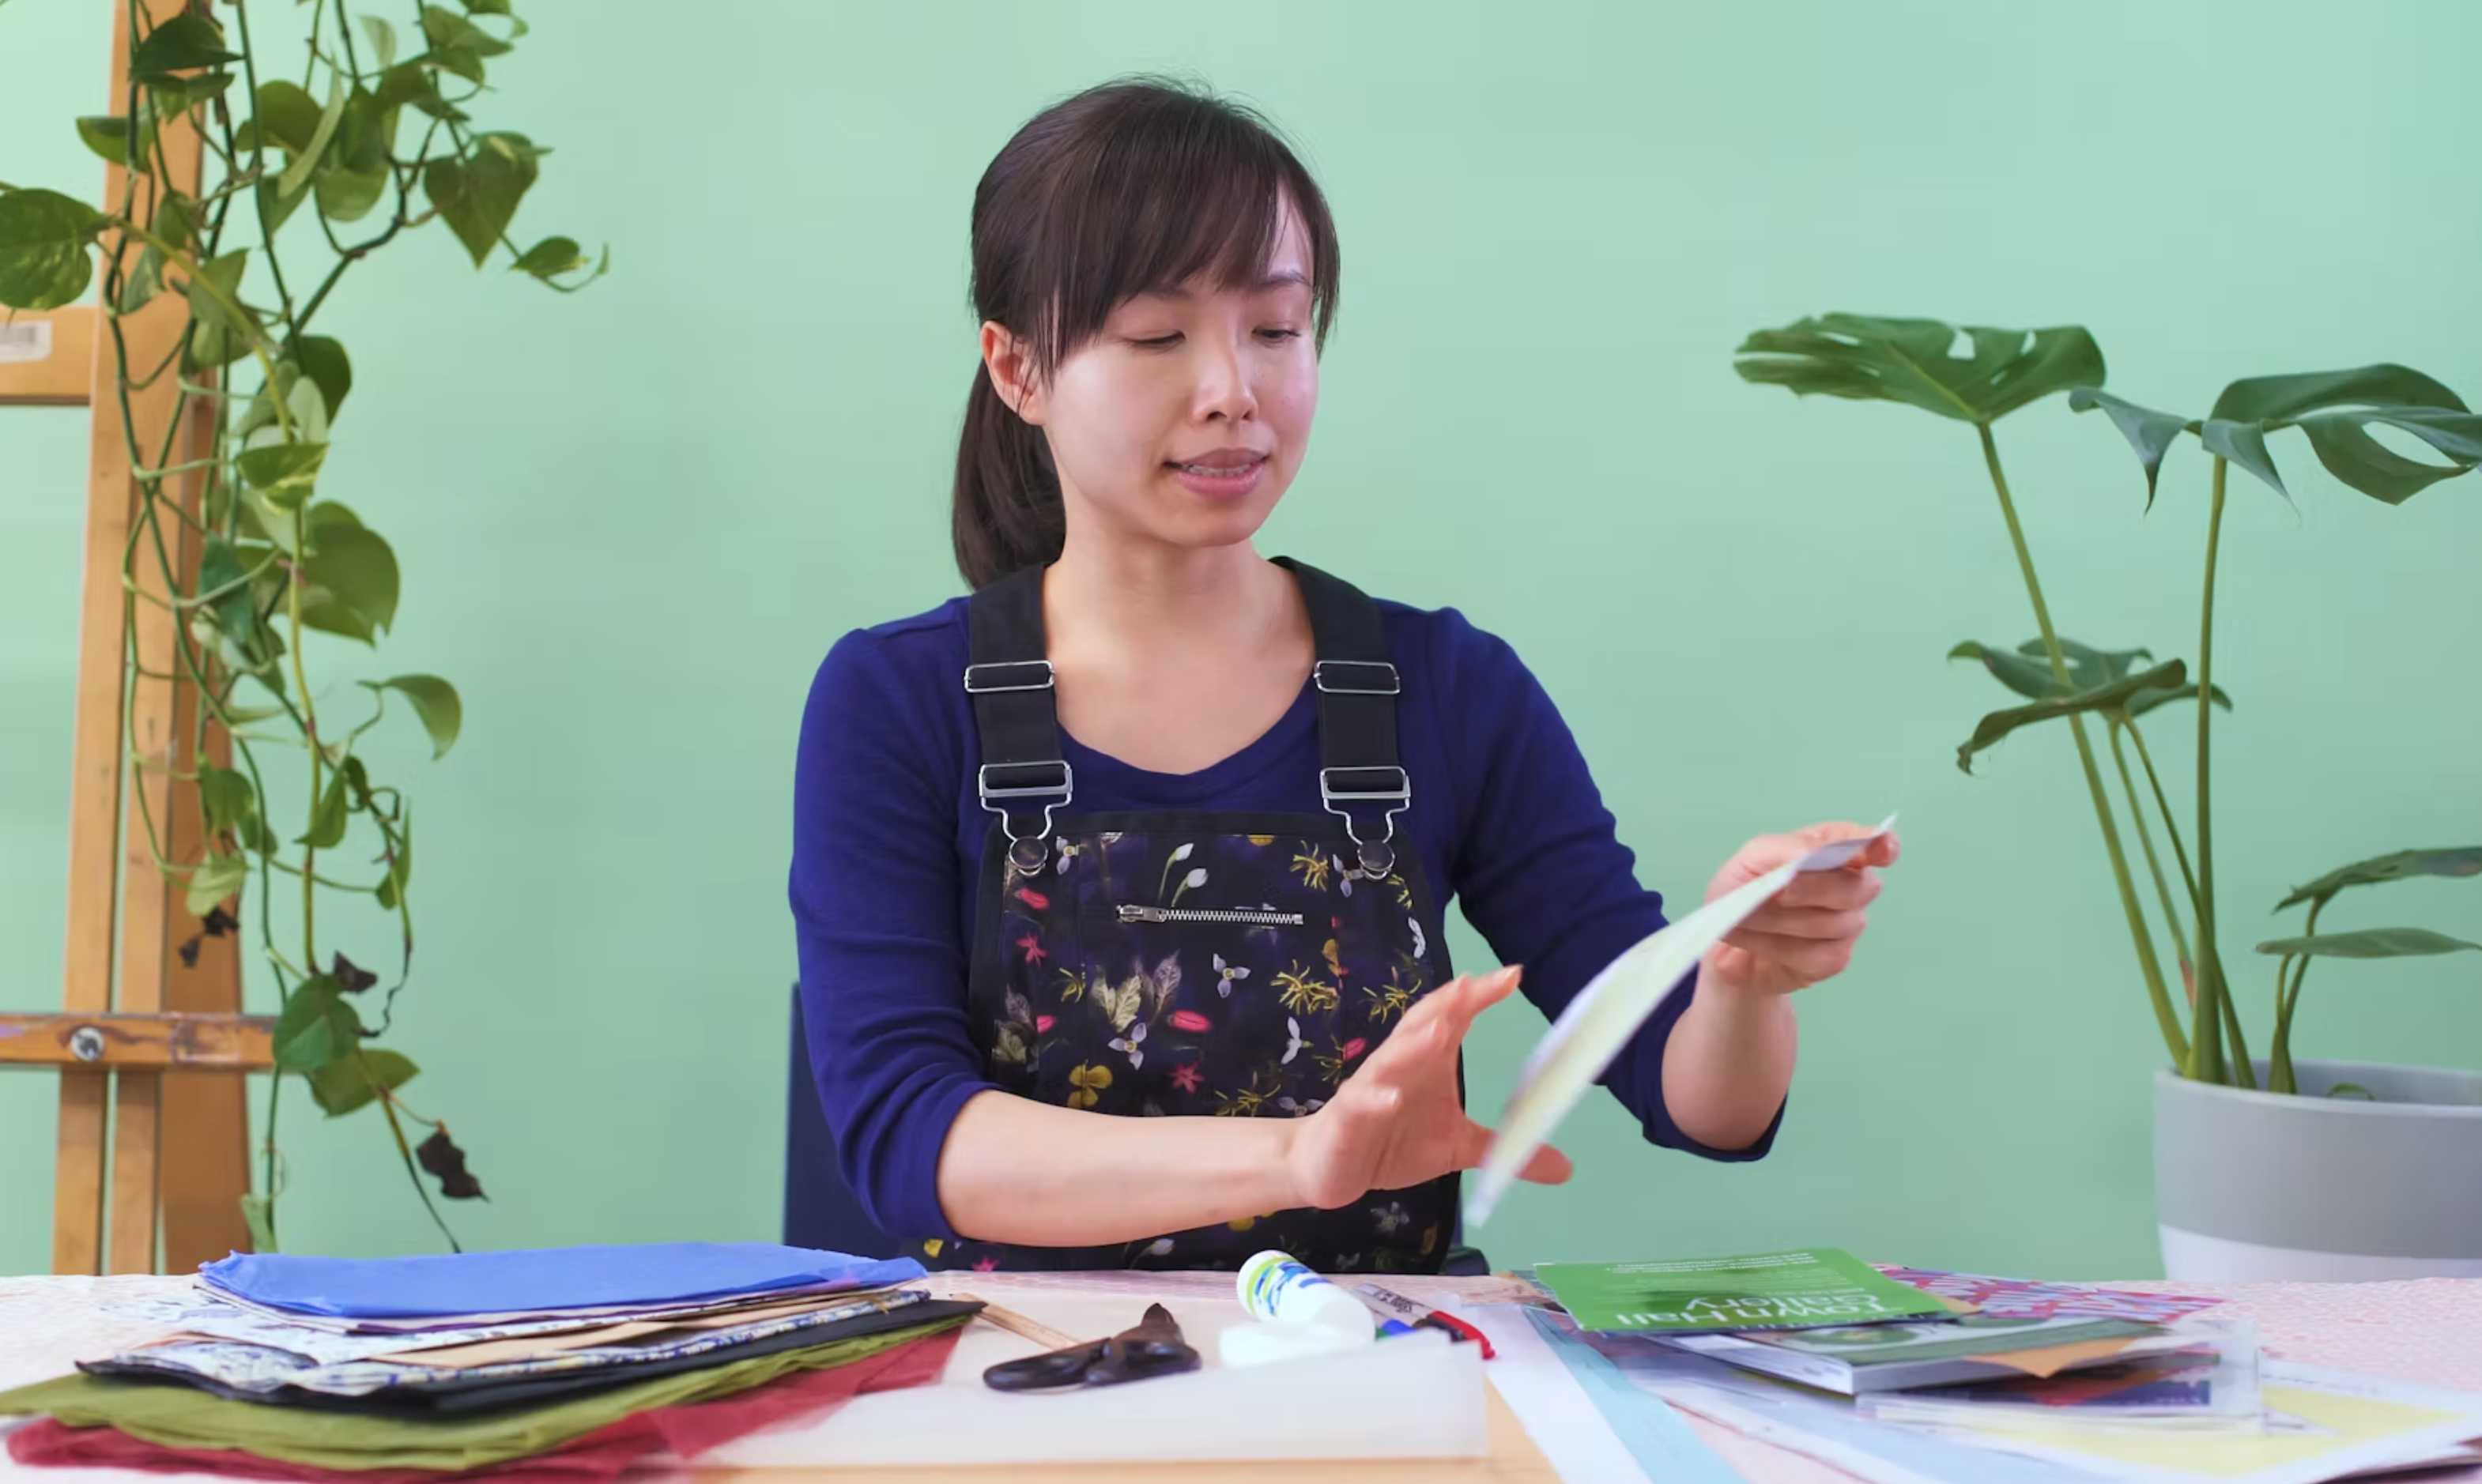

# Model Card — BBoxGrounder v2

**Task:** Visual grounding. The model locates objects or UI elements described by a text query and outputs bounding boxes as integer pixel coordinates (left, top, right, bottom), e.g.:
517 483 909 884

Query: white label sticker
0 320 54 365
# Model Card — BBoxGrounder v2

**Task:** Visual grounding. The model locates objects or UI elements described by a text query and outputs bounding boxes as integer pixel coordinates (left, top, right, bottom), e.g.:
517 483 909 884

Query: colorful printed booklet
1663 1313 2183 1395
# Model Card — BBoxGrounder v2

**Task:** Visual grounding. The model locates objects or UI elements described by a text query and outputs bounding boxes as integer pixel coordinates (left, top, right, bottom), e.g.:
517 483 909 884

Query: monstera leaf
2255 928 2482 960
1954 659 2188 773
1951 640 2228 719
1735 315 2104 426
2276 846 2482 913
2073 364 2481 509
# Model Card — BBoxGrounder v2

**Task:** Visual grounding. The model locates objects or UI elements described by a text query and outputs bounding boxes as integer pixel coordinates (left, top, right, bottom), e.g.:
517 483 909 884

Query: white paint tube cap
1236 1250 1376 1337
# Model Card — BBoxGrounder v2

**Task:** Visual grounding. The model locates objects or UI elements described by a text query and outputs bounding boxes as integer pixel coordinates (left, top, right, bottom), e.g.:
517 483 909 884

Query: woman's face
986 202 1319 556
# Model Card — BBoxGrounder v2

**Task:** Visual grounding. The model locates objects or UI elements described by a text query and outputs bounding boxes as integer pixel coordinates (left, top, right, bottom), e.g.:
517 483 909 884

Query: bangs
989 81 1340 379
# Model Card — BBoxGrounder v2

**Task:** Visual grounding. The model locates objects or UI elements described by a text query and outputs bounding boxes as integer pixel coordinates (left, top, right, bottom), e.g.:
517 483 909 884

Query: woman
792 77 1897 1275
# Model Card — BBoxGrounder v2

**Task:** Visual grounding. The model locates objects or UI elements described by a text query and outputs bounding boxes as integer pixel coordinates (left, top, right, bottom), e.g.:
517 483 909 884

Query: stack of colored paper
0 1243 980 1480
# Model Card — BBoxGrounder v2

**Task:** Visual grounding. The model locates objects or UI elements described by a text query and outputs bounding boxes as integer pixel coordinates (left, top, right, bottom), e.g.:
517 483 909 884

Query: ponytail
952 363 1063 590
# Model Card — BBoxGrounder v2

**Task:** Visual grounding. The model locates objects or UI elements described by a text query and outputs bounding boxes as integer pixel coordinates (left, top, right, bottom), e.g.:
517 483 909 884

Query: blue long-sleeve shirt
790 591 1779 1241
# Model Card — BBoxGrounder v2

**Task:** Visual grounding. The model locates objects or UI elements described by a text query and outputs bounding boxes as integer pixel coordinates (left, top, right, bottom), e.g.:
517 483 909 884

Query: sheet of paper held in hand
1467 815 1896 1226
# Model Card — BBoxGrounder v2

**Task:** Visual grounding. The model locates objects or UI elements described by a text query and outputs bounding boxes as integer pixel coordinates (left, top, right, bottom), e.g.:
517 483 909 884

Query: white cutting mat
703 1289 1488 1467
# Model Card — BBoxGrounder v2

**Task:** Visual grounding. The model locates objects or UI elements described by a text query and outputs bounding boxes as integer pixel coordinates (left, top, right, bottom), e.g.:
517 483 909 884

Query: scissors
980 1302 1200 1392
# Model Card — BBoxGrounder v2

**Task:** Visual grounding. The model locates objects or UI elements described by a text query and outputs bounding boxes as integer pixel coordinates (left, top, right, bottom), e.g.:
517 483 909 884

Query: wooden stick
0 307 96 407
952 1294 1084 1352
0 1014 275 1070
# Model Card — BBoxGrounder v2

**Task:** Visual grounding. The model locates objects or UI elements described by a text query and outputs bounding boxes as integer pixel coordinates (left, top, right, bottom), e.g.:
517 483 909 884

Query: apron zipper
1115 905 1307 926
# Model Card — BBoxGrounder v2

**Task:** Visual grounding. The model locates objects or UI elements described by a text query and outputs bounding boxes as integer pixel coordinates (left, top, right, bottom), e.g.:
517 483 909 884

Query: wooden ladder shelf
0 0 274 1276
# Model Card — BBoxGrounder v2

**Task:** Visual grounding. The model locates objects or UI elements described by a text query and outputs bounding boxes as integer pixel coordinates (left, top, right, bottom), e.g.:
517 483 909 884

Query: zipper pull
1117 905 1167 923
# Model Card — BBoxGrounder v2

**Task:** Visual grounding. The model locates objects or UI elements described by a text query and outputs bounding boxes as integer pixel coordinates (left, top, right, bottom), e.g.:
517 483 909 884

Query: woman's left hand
1700 823 1901 997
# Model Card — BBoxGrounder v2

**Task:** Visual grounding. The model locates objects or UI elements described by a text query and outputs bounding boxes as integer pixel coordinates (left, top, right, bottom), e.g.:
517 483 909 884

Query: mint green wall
5 1 2478 1279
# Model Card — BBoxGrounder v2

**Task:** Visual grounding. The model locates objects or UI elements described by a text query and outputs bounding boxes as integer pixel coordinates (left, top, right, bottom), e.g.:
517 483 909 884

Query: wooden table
11 1272 2482 1482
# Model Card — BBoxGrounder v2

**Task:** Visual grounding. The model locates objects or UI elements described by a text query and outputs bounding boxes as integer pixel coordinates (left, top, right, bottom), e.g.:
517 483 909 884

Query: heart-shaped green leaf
2277 846 2482 912
1737 315 2104 426
277 77 349 199
308 1049 418 1117
184 851 249 917
511 235 584 278
422 4 515 58
296 765 352 849
273 974 361 1072
130 13 241 76
295 337 353 424
316 164 389 224
360 16 398 69
235 442 329 518
76 115 133 166
2254 928 2482 959
145 73 235 126
252 81 323 155
368 675 462 759
182 249 260 368
1956 659 2187 773
300 515 399 643
0 188 105 311
424 136 541 268
197 763 258 838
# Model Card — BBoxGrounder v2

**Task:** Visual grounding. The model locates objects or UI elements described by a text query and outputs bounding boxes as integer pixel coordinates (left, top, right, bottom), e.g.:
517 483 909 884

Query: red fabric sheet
7 1327 959 1482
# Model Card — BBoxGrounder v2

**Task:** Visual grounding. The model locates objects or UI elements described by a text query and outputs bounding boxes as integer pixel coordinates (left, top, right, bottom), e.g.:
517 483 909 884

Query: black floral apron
904 558 1461 1275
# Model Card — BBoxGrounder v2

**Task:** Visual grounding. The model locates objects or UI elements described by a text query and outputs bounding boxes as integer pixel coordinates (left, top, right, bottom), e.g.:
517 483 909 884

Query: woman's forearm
1659 966 1797 1150
934 1090 1305 1245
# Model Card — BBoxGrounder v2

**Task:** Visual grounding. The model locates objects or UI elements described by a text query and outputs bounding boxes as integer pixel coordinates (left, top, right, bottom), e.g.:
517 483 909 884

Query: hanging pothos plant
0 0 602 1249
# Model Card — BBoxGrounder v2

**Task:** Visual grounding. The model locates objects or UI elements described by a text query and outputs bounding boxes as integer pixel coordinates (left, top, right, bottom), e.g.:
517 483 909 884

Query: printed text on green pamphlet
1534 1249 1947 1334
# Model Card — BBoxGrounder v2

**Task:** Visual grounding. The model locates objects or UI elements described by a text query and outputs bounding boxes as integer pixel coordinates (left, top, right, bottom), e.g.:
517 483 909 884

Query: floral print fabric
905 820 1460 1275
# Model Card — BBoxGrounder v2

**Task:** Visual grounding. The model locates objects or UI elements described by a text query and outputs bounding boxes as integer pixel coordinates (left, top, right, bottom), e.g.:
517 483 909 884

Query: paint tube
1352 1282 1496 1359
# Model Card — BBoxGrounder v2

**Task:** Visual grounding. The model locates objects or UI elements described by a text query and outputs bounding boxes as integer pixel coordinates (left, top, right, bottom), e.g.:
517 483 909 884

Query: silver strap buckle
964 661 1055 694
1319 766 1409 876
1314 660 1400 695
978 759 1073 850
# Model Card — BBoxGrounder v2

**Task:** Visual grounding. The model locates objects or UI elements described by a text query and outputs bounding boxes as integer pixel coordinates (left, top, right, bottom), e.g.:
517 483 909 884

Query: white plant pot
2155 1060 2482 1282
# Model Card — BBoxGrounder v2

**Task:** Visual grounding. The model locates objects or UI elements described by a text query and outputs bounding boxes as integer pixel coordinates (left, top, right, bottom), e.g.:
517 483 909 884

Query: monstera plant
0 2 600 1247
1734 316 2481 1093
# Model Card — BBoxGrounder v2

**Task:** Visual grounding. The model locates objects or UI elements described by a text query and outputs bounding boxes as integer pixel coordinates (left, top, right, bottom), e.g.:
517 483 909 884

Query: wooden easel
0 0 273 1276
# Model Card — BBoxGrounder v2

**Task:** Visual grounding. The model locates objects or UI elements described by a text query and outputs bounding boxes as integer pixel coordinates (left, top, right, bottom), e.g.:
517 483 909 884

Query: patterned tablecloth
6 1272 2482 1482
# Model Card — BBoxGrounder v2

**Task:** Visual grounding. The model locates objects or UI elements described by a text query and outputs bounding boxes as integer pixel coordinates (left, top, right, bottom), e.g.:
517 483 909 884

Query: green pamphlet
1533 1249 1948 1335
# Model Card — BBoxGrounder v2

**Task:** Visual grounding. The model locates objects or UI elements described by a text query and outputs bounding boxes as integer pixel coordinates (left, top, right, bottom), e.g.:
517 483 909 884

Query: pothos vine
0 0 602 1251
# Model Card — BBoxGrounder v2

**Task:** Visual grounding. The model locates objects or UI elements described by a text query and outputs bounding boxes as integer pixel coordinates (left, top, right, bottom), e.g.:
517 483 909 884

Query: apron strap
1273 557 1409 876
964 559 1410 876
965 565 1072 872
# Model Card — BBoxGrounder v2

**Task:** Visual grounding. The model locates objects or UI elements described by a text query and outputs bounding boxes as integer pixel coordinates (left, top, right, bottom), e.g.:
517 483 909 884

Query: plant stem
2109 721 2193 992
2189 458 2231 1084
2126 723 2202 913
373 1076 463 1252
1976 424 2187 1067
2269 898 2325 1094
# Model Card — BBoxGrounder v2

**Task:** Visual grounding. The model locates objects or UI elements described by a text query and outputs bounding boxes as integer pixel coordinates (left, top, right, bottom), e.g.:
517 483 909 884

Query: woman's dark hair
952 77 1341 589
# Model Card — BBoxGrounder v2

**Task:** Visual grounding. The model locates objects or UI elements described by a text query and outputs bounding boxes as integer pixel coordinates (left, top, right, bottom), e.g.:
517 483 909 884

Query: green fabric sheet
0 1313 968 1473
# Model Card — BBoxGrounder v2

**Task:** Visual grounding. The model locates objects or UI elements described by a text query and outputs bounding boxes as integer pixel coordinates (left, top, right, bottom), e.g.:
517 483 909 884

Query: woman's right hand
1282 966 1573 1211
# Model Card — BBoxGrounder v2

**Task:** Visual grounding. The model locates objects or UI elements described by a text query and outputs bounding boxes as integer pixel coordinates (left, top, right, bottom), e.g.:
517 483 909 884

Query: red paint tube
1351 1282 1496 1359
